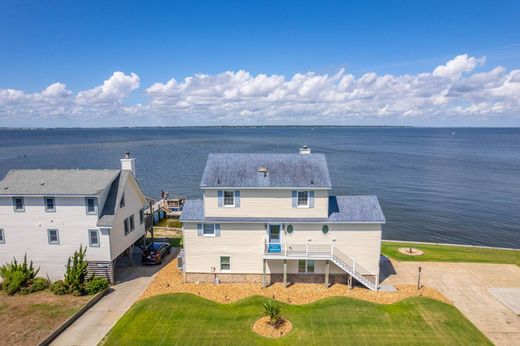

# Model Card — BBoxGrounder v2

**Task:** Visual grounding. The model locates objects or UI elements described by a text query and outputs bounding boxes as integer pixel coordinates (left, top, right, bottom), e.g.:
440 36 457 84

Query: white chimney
120 152 136 173
299 145 311 155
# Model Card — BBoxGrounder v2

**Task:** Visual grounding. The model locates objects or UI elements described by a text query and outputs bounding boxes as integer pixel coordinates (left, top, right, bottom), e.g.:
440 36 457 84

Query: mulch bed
252 316 293 338
140 258 449 305
398 247 425 256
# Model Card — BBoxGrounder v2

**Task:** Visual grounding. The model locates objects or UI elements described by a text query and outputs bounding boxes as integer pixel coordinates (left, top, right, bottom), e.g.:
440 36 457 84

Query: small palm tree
263 301 282 327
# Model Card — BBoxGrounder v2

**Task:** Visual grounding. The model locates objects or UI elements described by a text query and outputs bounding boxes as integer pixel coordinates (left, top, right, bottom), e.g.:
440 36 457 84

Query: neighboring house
0 153 147 282
180 146 385 290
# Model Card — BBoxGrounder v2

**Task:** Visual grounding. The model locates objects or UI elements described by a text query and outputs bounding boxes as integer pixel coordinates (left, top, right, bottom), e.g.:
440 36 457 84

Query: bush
263 301 282 327
64 245 89 296
50 280 68 295
29 277 50 292
0 255 39 295
85 277 109 295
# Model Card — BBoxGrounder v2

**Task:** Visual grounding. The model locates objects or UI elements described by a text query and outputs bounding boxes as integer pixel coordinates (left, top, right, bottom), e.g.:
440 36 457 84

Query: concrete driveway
51 248 178 346
382 260 520 346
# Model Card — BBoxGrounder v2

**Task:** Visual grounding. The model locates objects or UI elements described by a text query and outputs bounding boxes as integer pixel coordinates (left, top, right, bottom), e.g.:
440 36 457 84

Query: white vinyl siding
183 222 381 275
204 189 327 218
88 229 100 247
47 229 59 245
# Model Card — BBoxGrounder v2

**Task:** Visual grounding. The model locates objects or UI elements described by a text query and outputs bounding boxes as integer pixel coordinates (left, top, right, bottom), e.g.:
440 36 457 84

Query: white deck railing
264 241 378 291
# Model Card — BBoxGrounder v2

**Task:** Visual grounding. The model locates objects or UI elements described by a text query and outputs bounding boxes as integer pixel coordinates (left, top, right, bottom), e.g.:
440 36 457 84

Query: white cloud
433 54 485 80
1 55 520 125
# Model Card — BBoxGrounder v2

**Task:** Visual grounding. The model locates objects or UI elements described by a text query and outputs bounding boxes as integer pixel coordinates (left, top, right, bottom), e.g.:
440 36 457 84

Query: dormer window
297 191 309 207
13 197 24 212
120 193 125 208
45 197 56 212
223 191 235 207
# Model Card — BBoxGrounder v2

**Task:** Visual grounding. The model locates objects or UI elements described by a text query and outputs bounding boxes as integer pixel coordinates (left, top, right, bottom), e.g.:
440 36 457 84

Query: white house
0 153 147 282
180 147 385 290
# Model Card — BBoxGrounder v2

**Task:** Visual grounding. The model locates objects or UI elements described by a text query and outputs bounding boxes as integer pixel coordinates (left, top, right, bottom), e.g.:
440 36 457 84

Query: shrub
29 277 50 293
263 301 282 327
85 277 109 295
0 255 39 295
64 245 89 296
50 280 68 295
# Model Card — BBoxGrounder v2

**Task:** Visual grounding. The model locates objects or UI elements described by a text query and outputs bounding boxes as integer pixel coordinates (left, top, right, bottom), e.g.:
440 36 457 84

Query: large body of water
0 127 518 248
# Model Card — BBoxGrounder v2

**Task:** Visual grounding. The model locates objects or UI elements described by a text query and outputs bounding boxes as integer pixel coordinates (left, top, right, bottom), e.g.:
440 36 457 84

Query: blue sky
1 0 520 127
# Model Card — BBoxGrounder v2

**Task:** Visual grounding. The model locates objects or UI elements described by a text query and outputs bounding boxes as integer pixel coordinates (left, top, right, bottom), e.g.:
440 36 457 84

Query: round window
322 225 329 235
287 224 294 235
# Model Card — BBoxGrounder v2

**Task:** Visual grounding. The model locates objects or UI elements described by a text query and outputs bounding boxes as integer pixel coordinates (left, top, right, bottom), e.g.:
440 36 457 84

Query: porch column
127 245 134 266
262 259 266 288
283 259 288 288
325 260 330 288
347 274 353 290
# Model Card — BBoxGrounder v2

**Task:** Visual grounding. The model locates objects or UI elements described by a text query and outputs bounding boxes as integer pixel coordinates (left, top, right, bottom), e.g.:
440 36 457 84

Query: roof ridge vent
300 145 311 154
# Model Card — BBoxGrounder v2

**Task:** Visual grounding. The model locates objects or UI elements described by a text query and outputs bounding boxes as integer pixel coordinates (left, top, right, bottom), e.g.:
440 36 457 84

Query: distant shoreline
1 125 519 131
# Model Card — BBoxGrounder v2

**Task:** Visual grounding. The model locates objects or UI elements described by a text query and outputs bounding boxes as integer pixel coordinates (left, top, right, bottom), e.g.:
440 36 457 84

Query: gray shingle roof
97 170 130 227
180 195 385 223
0 169 119 195
200 153 332 188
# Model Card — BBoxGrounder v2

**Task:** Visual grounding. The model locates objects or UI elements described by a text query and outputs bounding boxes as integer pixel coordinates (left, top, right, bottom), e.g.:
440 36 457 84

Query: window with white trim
88 229 100 247
297 191 309 207
129 215 135 231
0 229 4 244
139 208 144 224
203 224 215 236
85 197 97 214
298 259 315 273
45 197 56 212
220 256 230 271
47 229 59 245
124 218 130 235
13 197 24 212
223 191 235 206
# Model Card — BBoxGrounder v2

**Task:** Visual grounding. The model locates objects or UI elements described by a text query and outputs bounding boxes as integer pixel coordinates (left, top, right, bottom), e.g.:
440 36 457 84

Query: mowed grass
102 293 490 345
382 241 520 266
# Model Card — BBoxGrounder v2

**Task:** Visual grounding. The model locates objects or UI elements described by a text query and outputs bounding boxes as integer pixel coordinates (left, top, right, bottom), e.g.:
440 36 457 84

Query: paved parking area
52 248 178 346
382 260 520 346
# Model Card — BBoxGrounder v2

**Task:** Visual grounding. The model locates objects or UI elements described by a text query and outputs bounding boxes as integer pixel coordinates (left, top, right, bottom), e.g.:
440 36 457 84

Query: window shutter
217 190 223 207
309 191 315 208
215 224 221 237
197 223 203 236
235 190 240 207
292 191 297 208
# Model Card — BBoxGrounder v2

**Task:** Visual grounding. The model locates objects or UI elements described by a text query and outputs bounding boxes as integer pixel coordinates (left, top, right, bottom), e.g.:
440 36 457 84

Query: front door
268 225 281 253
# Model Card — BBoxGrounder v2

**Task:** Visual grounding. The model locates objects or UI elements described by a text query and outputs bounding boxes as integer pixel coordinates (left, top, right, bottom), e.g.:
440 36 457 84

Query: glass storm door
268 225 281 253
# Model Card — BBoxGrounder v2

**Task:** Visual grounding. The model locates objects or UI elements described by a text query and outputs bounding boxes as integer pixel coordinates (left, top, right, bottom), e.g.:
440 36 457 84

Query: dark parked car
142 242 171 264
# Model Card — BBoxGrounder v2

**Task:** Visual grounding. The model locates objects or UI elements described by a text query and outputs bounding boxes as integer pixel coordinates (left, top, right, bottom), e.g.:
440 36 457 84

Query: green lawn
102 294 490 345
381 241 520 266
